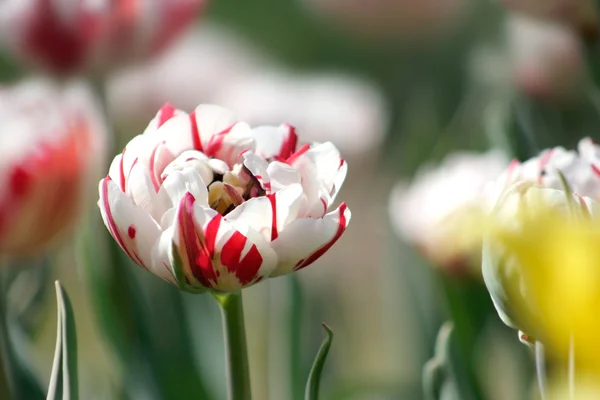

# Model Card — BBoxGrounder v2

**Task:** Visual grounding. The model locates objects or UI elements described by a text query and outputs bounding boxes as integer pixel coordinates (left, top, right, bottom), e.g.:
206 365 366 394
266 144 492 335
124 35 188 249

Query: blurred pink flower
108 25 388 156
0 0 204 75
0 80 106 255
98 103 350 292
507 14 585 101
498 0 597 33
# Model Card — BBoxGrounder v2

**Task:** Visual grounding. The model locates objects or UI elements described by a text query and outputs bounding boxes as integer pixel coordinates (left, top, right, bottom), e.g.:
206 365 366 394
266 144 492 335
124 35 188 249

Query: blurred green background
3 0 598 399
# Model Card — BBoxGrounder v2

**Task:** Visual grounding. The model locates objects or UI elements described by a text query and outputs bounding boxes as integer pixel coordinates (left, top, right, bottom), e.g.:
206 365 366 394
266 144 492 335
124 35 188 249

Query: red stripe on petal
190 111 202 151
592 164 600 177
9 166 31 198
286 143 310 165
268 194 278 240
204 124 235 158
279 124 298 159
537 149 554 183
119 148 127 192
178 193 227 287
295 203 349 271
220 231 263 286
101 177 142 268
158 104 176 127
148 143 163 192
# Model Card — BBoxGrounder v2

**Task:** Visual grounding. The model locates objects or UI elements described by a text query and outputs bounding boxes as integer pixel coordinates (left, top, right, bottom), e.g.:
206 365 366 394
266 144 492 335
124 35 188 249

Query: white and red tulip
0 79 106 255
489 137 600 203
0 0 204 75
98 104 350 293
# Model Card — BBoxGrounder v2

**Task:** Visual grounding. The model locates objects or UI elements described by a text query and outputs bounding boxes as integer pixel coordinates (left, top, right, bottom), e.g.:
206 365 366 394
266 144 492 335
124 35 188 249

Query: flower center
207 163 265 216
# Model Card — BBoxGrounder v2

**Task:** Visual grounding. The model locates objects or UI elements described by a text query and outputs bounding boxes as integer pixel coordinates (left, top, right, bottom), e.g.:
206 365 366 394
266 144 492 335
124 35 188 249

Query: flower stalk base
215 292 252 400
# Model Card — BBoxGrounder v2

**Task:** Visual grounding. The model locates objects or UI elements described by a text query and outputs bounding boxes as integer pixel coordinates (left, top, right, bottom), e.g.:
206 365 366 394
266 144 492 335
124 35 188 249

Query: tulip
489 137 600 202
482 183 597 338
498 0 597 34
389 150 509 276
482 138 600 335
482 137 600 341
98 103 351 293
0 80 106 255
0 0 204 75
506 14 585 101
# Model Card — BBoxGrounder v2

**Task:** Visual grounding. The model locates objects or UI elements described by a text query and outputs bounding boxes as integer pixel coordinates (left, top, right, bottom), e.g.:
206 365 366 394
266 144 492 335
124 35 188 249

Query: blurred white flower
389 150 510 275
108 24 266 124
299 0 469 39
108 24 388 156
216 72 388 156
507 14 585 100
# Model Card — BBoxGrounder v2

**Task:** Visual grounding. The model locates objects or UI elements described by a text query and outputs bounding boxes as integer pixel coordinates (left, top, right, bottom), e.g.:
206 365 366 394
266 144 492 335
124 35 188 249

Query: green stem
215 292 252 400
0 269 12 399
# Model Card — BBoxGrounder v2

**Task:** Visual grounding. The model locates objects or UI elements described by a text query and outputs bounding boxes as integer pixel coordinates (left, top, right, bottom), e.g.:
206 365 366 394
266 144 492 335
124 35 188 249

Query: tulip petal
126 161 170 222
226 184 304 241
160 167 209 209
107 135 147 192
98 177 174 283
252 124 298 160
270 203 351 277
192 104 237 150
173 193 276 292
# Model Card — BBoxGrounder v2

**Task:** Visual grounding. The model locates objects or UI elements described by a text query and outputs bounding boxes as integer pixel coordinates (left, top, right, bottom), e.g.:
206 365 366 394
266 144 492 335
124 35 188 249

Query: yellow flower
485 197 600 371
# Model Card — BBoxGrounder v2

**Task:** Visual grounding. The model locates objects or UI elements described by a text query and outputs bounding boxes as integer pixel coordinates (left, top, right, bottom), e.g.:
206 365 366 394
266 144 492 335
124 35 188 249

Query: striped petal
289 142 345 217
270 203 351 277
172 192 277 292
98 177 174 283
252 124 298 160
226 183 304 241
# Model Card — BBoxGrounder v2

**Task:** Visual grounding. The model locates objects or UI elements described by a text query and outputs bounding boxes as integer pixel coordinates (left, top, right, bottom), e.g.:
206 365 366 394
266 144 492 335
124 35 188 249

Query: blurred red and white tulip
300 0 469 39
498 0 597 33
0 0 204 75
108 25 388 156
507 14 585 101
389 150 509 275
98 103 350 292
0 80 106 255
488 137 600 204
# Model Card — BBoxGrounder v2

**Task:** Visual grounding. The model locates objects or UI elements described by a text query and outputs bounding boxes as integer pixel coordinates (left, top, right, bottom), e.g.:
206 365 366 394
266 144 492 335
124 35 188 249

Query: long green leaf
304 324 333 400
0 264 45 400
47 281 78 400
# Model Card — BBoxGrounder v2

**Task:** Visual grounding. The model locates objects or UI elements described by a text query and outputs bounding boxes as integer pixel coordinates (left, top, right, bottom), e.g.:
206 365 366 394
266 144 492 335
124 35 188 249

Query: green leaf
423 323 455 400
304 323 333 400
47 281 78 400
0 266 45 400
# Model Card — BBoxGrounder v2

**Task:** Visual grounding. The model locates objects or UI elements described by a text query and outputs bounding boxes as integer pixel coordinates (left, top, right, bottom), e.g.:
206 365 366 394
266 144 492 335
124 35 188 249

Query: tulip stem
568 336 575 400
535 341 548 400
0 270 11 399
214 292 252 400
